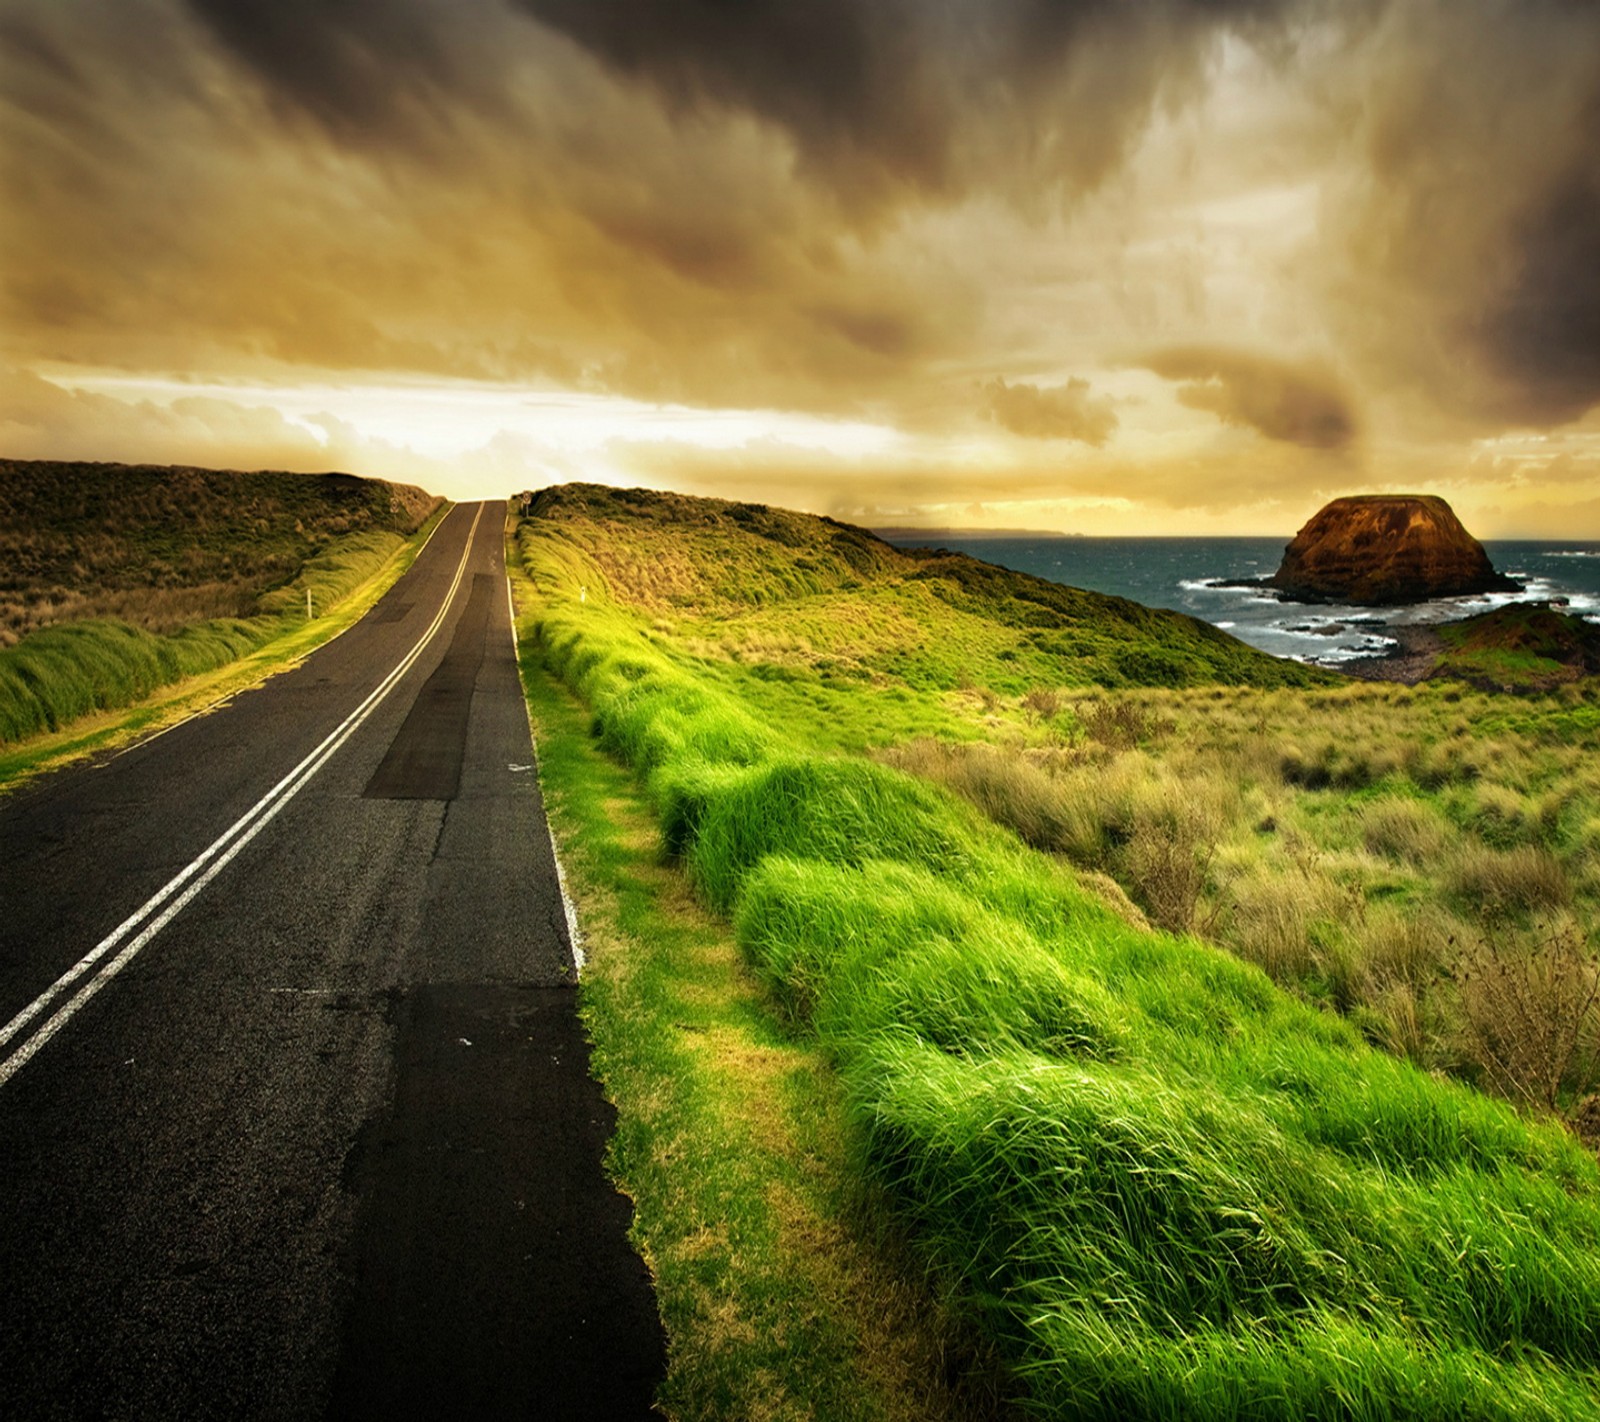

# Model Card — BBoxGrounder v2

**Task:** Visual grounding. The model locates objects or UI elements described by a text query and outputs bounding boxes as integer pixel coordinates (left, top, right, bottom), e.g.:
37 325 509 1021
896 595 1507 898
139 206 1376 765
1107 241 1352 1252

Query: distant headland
872 526 1080 542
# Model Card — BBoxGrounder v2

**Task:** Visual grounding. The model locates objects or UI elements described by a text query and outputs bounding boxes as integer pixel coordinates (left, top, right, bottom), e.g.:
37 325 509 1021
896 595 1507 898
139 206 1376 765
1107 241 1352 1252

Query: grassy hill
513 483 1600 1421
0 459 442 749
0 458 439 644
1432 603 1600 691
532 483 1332 703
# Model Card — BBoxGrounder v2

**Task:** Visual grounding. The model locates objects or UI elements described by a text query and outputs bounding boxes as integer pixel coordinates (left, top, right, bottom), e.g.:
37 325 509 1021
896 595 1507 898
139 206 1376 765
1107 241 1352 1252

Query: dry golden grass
1457 918 1600 1119
877 678 1600 1143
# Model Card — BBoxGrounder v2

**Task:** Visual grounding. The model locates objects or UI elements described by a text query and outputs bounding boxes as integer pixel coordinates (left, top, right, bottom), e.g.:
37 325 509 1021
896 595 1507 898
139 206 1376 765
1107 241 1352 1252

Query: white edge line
506 554 585 978
0 503 484 1085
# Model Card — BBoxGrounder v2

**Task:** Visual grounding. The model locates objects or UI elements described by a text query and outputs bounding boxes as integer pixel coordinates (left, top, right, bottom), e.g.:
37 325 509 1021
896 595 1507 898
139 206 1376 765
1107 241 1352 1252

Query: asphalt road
0 504 665 1420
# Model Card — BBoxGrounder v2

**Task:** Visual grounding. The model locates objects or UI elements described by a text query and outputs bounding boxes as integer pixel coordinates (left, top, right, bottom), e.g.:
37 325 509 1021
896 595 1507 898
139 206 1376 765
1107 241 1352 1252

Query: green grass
514 484 1600 1420
0 461 442 750
509 536 1004 1422
0 505 449 790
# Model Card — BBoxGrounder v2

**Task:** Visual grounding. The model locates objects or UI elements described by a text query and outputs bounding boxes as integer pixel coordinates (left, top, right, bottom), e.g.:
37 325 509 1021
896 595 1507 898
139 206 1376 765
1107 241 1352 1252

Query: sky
3 0 1599 536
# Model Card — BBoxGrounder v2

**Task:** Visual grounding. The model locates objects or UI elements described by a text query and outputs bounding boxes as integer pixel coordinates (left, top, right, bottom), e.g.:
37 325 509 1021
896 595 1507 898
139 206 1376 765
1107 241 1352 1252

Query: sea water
877 535 1600 668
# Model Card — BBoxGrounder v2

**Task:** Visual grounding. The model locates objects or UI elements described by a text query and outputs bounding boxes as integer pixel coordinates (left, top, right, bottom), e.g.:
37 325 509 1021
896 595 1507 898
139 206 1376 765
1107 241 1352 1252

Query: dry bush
1404 738 1485 790
1579 816 1600 868
1072 868 1151 933
1361 796 1451 867
1278 737 1389 791
1448 843 1572 919
1456 919 1600 1132
1355 982 1434 1065
1020 687 1062 722
1216 861 1348 984
1120 785 1222 936
1352 906 1455 992
1465 781 1538 850
1075 697 1170 750
878 739 1099 861
881 737 1223 935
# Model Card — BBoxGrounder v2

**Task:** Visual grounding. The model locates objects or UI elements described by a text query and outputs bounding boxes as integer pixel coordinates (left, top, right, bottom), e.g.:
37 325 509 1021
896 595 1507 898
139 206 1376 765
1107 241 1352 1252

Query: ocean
876 534 1600 668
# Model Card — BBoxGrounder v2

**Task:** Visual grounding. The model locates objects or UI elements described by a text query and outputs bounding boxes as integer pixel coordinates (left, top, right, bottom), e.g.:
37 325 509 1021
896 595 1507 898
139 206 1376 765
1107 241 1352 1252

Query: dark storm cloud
1478 173 1600 425
1140 347 1357 448
10 0 1600 454
178 0 506 145
515 0 1310 205
175 0 1323 207
1327 0 1600 429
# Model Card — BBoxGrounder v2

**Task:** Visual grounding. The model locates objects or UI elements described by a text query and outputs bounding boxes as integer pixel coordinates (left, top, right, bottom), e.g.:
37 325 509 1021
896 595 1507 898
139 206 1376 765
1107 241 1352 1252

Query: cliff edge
1270 494 1518 605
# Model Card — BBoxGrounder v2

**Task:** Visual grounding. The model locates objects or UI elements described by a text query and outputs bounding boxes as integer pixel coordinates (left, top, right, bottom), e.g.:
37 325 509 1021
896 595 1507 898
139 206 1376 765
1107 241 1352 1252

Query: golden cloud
1138 347 1357 449
981 378 1118 446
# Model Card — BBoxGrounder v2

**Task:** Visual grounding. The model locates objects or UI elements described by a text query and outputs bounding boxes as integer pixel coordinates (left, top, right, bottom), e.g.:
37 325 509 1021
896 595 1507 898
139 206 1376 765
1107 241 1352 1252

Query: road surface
0 503 665 1420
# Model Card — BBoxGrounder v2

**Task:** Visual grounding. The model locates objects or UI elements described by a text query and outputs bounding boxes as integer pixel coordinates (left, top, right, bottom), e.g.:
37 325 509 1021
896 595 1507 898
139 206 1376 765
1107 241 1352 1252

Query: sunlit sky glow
4 1 1599 535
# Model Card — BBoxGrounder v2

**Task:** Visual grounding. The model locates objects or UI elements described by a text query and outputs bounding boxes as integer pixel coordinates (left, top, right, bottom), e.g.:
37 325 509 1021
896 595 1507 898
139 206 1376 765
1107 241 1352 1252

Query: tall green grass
516 499 1600 1419
0 526 413 744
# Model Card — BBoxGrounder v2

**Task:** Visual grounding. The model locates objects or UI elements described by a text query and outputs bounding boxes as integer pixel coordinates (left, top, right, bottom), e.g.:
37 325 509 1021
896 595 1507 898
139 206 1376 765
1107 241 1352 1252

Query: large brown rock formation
1270 495 1518 605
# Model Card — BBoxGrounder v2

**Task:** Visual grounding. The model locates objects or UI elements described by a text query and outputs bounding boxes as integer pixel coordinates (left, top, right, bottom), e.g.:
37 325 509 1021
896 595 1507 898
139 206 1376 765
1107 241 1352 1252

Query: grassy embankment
0 460 443 784
515 484 1600 1420
511 554 1004 1422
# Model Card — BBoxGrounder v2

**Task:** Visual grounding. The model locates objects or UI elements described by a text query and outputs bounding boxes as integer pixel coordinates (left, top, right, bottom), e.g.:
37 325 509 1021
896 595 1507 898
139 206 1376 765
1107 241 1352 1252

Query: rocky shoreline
1336 623 1446 685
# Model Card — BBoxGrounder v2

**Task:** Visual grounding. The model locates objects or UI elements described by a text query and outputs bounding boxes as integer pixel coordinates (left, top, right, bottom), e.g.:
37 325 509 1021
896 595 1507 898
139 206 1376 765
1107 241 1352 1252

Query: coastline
1333 622 1445 685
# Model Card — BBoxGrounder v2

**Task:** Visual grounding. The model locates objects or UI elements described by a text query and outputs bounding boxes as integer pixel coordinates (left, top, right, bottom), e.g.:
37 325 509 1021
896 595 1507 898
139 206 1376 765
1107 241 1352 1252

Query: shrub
1465 782 1539 850
1456 920 1600 1125
1362 796 1451 866
1448 844 1572 920
1020 686 1062 722
1076 697 1170 750
1120 785 1222 936
1219 863 1348 985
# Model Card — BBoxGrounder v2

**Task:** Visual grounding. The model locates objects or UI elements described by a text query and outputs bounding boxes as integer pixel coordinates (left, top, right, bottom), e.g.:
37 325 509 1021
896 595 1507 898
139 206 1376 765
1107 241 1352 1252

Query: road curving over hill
0 501 664 1420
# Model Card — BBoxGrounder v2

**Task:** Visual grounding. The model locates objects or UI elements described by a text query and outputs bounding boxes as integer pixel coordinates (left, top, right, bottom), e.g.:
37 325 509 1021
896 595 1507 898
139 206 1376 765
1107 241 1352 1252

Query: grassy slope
1433 604 1600 691
516 484 1600 1421
0 458 439 641
0 460 442 751
511 548 1005 1422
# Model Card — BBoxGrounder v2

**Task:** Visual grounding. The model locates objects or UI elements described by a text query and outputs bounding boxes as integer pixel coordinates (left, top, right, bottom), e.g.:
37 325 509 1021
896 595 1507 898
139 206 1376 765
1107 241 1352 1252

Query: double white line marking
0 503 485 1090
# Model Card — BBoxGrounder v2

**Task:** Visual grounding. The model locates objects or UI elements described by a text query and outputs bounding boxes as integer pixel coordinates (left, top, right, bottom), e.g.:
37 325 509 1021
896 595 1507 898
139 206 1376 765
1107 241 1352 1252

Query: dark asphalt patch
367 599 414 625
330 983 666 1422
363 575 493 801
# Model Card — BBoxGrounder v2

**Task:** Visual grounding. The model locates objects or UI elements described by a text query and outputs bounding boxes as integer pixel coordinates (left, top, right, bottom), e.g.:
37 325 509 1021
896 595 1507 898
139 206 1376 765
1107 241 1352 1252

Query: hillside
1433 603 1600 691
514 483 1600 1421
530 483 1333 696
0 460 443 752
0 459 439 645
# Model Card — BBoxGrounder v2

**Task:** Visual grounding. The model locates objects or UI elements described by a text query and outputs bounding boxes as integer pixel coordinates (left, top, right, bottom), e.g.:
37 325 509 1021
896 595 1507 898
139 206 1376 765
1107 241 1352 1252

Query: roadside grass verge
509 550 1004 1422
515 489 1600 1420
0 506 449 792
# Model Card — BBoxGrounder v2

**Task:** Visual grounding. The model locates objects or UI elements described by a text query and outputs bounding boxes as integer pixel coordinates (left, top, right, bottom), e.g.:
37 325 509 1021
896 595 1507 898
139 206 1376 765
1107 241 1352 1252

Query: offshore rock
1270 495 1519 605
